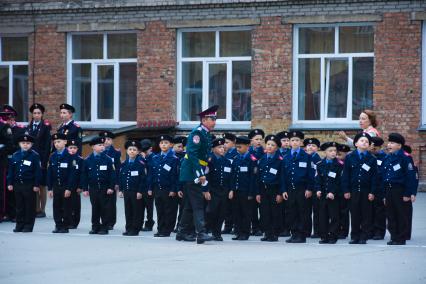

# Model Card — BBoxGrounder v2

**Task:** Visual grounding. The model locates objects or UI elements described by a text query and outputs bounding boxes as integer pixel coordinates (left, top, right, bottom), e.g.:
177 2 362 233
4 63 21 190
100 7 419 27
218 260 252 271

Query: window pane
0 67 8 106
12 65 28 122
298 58 320 120
326 59 348 118
352 57 373 119
299 27 334 54
107 33 137 59
339 26 374 53
181 62 202 121
119 63 136 121
97 65 114 119
208 63 227 119
72 64 91 121
1 37 28 61
182 32 215 57
72 34 103 59
220 31 251 57
232 61 251 121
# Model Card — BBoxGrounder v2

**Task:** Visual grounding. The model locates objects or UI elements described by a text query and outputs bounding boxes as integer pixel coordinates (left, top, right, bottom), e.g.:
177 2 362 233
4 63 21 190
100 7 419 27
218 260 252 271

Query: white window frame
422 21 426 126
66 31 137 127
292 23 374 128
0 35 29 123
176 27 252 130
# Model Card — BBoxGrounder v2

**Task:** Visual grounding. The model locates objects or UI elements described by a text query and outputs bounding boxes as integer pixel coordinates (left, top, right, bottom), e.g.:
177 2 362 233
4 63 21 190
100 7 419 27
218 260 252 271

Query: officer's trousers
318 195 339 240
124 191 143 233
14 182 36 231
350 190 373 241
385 185 408 242
178 182 207 235
206 186 227 236
52 186 72 229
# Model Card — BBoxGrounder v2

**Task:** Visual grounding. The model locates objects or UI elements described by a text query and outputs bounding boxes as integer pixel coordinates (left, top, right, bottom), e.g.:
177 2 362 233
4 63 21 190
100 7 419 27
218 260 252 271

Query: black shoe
311 233 320 239
122 231 129 236
373 235 384 240
36 212 46 218
232 235 240 240
176 233 196 242
261 236 269 242
154 232 170 237
22 228 32 233
319 239 329 244
285 236 295 243
68 225 77 229
107 225 114 230
59 228 69 233
98 230 108 235
127 231 139 236
291 237 306 243
328 239 337 244
349 239 359 244
388 240 406 245
213 235 223 241
358 239 367 244
251 229 263 236
196 233 213 244
237 235 249 241
141 226 153 232
267 236 278 242
280 230 291 237
89 230 98 234
13 227 23 233
52 228 62 233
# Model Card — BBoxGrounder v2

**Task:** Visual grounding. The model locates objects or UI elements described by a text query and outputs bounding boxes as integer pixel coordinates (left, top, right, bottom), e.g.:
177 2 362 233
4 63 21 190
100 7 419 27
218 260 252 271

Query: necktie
292 151 297 160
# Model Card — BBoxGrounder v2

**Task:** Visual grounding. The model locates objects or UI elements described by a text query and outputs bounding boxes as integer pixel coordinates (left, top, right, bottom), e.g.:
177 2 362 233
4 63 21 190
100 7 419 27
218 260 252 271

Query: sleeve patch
193 135 200 144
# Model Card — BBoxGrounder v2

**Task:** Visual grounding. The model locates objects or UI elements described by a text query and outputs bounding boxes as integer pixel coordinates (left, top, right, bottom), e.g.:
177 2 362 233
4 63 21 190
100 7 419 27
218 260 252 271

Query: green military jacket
179 124 212 182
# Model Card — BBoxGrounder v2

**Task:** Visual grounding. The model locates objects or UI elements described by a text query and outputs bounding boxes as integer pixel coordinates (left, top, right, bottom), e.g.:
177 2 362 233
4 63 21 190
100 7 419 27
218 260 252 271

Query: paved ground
1 193 426 284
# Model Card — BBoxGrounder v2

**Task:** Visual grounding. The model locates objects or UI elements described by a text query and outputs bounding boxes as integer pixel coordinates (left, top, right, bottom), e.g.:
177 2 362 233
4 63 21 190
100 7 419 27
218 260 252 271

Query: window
67 32 137 124
177 28 252 126
0 36 29 122
293 24 374 125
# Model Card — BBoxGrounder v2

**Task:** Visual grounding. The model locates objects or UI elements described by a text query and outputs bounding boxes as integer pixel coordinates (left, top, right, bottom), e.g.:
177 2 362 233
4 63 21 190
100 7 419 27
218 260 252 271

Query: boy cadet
0 111 13 222
402 144 418 241
276 130 291 236
257 134 283 242
222 132 238 234
206 138 232 241
57 104 83 155
281 131 313 243
277 131 290 157
67 139 84 228
304 137 321 238
47 133 74 233
119 140 147 236
99 131 121 230
315 142 343 244
229 136 257 241
140 139 155 231
7 134 41 232
382 133 416 245
336 142 351 239
149 135 179 237
248 128 265 236
82 136 116 235
370 136 387 240
27 103 51 218
172 136 187 232
342 133 378 244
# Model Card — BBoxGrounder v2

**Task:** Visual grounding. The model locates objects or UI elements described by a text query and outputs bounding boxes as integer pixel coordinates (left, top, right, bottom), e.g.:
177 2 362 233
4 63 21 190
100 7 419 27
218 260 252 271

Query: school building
0 0 425 188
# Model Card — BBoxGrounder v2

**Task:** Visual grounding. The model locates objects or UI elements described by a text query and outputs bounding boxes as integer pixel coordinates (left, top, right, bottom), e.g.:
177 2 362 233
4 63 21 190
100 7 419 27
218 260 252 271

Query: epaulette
338 159 344 165
44 119 50 126
403 151 412 157
73 122 80 127
139 160 145 165
196 126 202 131
250 154 257 161
16 123 24 128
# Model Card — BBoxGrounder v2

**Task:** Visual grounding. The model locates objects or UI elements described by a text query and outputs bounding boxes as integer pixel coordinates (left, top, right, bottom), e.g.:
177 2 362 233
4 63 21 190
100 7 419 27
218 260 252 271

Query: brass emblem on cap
24 136 27 140
132 141 135 145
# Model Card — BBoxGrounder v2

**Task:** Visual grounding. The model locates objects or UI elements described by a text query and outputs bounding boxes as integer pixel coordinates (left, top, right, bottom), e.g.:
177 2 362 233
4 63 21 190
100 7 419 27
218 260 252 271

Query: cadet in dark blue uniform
342 133 378 244
47 133 75 233
257 135 283 242
277 131 291 157
336 142 351 239
304 137 321 238
82 137 116 235
0 112 13 222
276 130 291 236
172 135 187 232
281 131 313 243
99 131 121 230
67 139 84 228
370 136 387 240
119 140 147 236
315 142 343 244
402 145 418 241
206 138 232 241
149 135 179 237
222 132 238 234
382 134 416 245
57 104 83 155
27 103 51 218
248 129 265 236
7 134 41 232
229 136 257 241
140 139 155 231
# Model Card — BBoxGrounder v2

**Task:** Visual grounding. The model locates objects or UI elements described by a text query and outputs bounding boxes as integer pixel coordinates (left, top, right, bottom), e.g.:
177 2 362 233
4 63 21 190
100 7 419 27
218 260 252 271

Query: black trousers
6 182 16 219
372 197 386 237
52 186 72 229
14 183 36 231
154 189 178 235
306 195 320 236
318 195 339 239
251 200 261 232
385 186 408 242
338 194 350 237
280 201 290 233
141 194 154 229
70 190 81 227
178 182 207 235
287 188 309 239
206 186 227 236
89 188 109 231
404 201 413 240
350 191 373 241
260 184 282 238
233 191 252 237
106 190 117 228
223 198 235 230
124 191 143 233
0 165 6 218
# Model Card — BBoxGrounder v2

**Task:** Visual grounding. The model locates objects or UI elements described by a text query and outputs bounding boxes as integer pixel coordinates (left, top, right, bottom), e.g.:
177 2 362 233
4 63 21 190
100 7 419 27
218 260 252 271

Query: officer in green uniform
176 105 218 244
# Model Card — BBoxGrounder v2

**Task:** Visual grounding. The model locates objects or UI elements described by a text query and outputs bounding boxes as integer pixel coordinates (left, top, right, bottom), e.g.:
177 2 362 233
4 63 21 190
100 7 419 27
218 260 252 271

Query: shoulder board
17 123 24 128
139 160 145 165
403 151 411 157
315 160 322 165
278 156 283 160
73 122 80 127
250 154 257 161
196 126 202 131
338 159 344 165
44 120 50 126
